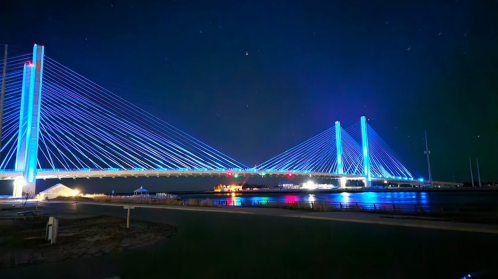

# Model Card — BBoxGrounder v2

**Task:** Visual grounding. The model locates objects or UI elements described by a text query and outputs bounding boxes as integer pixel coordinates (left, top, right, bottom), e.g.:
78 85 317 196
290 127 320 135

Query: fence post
356 203 359 211
340 203 343 210
373 203 376 212
392 204 396 211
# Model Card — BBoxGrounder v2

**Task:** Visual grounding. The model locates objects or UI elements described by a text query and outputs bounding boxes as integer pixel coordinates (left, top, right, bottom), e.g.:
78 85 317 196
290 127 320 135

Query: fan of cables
255 125 364 175
2 55 247 171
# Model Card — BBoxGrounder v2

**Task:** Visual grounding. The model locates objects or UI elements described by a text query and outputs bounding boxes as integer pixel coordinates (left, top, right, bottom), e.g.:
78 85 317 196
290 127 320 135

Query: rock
120 238 132 248
31 252 44 263
101 243 117 254
14 250 33 266
43 250 61 262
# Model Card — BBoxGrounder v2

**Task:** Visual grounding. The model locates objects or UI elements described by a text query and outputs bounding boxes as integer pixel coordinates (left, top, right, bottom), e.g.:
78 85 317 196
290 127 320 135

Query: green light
260 172 266 176
234 174 239 178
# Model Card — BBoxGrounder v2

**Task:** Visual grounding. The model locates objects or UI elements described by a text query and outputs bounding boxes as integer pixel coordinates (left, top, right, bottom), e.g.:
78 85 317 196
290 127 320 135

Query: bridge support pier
339 177 347 188
13 44 44 197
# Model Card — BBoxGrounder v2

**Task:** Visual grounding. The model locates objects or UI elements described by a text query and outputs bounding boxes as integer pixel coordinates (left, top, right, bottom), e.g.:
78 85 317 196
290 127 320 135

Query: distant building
302 181 337 190
213 184 243 192
278 181 294 188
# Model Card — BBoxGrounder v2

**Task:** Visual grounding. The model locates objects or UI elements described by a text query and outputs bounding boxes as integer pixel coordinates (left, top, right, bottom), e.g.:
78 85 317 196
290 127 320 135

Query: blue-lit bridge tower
1 44 414 196
13 45 44 197
2 44 248 197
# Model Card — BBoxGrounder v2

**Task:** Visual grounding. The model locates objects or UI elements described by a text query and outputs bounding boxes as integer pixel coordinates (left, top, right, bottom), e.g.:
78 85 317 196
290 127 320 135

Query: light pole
424 131 433 187
469 157 474 188
476 157 481 188
0 44 7 157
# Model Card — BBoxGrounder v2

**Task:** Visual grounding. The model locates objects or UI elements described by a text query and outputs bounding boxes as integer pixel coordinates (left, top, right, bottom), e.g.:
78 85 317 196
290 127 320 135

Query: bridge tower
13 44 44 197
360 116 371 187
335 121 346 188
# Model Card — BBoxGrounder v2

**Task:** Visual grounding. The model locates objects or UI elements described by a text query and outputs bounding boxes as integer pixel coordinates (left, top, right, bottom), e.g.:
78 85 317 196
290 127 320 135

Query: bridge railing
69 195 498 222
180 199 498 218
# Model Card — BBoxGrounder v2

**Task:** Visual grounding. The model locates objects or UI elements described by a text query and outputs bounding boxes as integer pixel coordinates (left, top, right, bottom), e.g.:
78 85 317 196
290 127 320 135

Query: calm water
177 191 498 206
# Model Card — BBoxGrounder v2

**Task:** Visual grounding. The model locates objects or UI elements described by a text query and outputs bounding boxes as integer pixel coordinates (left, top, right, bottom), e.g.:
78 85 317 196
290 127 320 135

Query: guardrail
188 199 498 216
84 196 498 219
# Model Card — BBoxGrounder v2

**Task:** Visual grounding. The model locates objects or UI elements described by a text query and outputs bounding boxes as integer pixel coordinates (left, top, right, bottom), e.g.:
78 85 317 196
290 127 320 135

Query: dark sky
1 0 497 193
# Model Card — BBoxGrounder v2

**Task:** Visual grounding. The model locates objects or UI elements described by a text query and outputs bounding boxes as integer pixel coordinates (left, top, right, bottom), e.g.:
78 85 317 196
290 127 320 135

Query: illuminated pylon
335 121 343 175
13 44 44 197
360 116 371 187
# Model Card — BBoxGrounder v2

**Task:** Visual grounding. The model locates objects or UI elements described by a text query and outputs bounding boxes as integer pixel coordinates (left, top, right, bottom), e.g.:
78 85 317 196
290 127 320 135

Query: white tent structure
38 184 78 200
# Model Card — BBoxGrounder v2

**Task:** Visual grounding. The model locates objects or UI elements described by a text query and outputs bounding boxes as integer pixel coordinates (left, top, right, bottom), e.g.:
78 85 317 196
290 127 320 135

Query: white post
124 205 135 228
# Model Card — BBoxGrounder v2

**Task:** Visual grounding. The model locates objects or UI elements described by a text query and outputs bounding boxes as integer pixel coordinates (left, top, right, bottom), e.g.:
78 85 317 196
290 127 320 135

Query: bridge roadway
0 169 416 184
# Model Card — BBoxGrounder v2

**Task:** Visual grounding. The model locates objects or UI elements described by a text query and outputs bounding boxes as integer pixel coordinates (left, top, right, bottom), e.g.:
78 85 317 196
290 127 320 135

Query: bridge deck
0 169 416 184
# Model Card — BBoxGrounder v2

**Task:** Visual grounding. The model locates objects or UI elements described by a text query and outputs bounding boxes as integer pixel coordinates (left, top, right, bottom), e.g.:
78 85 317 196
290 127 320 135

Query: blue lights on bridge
335 121 343 175
0 45 416 187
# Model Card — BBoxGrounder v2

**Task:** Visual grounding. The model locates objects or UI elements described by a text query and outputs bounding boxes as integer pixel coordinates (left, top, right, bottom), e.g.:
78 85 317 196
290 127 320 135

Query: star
438 32 442 36
407 46 411 51
245 52 249 56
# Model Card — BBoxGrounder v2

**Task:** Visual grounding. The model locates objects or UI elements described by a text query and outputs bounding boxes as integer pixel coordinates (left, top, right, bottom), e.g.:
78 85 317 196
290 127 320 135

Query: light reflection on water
182 191 439 206
182 191 498 207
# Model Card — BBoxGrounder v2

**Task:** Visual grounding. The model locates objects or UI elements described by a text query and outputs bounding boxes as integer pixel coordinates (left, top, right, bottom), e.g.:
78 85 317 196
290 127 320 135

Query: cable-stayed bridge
0 45 415 196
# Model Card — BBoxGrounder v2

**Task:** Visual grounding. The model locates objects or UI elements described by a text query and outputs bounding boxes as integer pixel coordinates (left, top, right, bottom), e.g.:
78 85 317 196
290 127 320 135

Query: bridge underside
0 169 417 185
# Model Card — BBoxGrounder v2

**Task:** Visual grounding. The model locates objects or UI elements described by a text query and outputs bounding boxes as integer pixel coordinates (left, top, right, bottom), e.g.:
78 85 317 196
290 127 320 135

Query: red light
287 173 293 177
27 62 33 67
227 172 233 177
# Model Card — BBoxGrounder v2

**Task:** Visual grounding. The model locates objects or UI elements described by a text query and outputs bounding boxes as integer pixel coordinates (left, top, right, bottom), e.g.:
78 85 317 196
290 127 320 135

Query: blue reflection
177 191 485 207
360 192 379 204
340 192 350 203
419 192 428 204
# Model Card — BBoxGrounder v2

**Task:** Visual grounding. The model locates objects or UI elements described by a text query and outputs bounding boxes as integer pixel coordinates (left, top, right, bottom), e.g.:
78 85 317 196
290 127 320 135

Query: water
176 191 498 206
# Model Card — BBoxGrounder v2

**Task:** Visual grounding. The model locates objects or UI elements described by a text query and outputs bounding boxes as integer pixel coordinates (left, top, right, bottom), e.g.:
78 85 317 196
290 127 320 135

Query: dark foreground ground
2 202 498 279
0 215 176 267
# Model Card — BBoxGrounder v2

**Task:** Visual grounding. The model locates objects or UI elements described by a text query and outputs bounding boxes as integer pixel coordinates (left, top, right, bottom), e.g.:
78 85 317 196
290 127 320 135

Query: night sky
1 0 497 193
